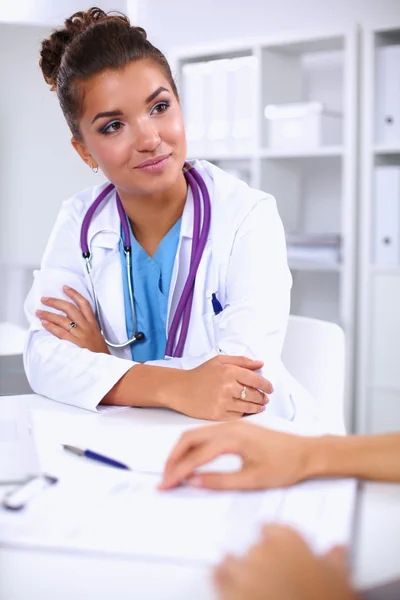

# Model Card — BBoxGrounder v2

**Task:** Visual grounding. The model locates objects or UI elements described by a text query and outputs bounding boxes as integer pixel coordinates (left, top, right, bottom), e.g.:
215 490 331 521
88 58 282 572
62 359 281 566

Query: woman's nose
134 118 161 153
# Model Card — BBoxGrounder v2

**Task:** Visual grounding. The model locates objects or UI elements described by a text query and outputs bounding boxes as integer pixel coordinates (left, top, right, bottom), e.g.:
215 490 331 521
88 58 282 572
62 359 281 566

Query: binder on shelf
229 56 257 153
182 55 257 158
375 45 400 146
205 59 231 155
182 61 207 157
374 166 400 266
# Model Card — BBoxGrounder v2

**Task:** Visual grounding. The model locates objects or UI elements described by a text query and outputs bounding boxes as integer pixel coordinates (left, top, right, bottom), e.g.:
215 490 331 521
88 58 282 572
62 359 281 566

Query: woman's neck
117 173 187 256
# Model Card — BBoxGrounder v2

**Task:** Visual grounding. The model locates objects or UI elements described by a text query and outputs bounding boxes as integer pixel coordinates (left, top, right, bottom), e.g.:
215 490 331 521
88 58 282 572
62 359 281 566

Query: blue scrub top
119 218 182 362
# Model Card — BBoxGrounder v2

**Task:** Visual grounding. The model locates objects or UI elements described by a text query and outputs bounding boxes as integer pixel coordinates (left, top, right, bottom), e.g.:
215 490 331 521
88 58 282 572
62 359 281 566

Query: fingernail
63 285 71 291
259 405 266 412
35 310 42 316
41 297 49 302
41 320 48 326
188 476 202 488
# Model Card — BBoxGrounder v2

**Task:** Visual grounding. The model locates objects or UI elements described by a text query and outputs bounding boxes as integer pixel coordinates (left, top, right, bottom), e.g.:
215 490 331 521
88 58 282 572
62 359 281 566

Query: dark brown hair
39 7 178 140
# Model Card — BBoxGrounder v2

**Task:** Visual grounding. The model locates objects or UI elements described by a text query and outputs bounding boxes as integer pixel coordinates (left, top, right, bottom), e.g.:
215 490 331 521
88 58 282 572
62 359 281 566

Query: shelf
289 261 342 272
189 147 344 162
373 144 400 158
259 146 343 159
367 384 400 395
370 265 400 275
187 152 255 162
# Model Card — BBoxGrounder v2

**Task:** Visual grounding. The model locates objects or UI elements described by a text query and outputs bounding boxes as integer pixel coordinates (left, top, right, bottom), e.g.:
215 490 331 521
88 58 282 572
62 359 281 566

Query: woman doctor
24 7 315 422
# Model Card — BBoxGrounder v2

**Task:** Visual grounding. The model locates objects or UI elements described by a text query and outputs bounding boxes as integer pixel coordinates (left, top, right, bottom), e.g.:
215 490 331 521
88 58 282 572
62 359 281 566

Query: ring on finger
68 321 77 332
240 386 247 401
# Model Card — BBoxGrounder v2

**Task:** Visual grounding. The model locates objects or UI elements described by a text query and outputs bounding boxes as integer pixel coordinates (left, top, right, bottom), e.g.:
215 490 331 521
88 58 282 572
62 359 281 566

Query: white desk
1 394 400 600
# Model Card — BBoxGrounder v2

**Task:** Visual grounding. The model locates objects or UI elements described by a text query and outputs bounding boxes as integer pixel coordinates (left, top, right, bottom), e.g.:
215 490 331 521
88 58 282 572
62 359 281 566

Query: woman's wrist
300 435 338 480
103 363 187 409
301 434 362 480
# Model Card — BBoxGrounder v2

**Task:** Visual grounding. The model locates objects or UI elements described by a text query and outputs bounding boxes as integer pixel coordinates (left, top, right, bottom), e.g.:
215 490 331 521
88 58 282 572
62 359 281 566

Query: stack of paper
286 232 341 265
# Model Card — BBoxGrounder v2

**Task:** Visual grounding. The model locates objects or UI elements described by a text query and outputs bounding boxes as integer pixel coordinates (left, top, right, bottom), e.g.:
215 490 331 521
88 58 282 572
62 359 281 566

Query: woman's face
73 59 186 196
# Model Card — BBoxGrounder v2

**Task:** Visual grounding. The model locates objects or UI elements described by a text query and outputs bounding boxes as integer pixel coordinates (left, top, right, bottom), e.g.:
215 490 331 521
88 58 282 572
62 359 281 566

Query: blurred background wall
1 0 399 326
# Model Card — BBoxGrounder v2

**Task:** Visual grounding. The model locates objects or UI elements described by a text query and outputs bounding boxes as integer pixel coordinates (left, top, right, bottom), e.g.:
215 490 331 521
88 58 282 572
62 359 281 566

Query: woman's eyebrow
92 109 123 125
145 86 169 104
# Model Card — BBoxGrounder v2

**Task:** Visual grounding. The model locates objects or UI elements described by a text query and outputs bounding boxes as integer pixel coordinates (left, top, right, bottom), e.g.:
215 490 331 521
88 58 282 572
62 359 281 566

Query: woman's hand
168 358 272 423
160 421 314 490
215 525 358 600
36 285 110 354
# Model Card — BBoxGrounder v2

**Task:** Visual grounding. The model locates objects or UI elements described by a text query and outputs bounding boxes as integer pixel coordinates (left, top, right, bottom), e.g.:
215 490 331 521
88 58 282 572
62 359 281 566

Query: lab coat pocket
202 310 223 349
203 289 224 348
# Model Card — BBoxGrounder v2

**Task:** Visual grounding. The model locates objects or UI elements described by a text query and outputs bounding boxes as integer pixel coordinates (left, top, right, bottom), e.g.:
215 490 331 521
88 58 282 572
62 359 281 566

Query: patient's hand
36 285 110 354
215 525 359 600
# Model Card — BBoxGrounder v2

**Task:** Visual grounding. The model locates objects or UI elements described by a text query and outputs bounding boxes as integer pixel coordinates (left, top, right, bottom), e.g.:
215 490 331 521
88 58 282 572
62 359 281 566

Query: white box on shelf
264 102 342 150
375 45 400 146
374 166 400 265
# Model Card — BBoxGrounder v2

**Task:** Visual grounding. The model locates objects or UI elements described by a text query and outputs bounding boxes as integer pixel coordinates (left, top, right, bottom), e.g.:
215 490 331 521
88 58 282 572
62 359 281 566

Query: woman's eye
101 120 123 135
152 101 170 115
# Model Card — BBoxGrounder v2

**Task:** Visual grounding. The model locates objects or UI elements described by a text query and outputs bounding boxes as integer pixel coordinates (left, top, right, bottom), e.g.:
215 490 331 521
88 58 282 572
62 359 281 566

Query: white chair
282 315 346 432
0 322 28 356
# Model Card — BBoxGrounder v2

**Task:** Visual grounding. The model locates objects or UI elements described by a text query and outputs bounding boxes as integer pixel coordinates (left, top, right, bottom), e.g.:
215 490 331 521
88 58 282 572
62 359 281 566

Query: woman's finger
160 440 229 490
35 309 79 335
213 557 237 600
41 320 80 344
63 286 96 323
233 383 268 406
163 426 224 479
230 399 265 414
161 425 242 489
189 467 261 491
213 555 239 596
237 368 274 395
40 296 85 326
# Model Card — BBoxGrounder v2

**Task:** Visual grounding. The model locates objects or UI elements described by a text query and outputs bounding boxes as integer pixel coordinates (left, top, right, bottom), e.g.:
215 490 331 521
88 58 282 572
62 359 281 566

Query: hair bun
40 29 73 90
39 7 144 90
64 7 122 35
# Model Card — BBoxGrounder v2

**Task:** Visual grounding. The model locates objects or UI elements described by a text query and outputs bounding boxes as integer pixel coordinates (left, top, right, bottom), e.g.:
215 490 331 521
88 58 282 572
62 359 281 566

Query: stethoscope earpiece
134 332 145 342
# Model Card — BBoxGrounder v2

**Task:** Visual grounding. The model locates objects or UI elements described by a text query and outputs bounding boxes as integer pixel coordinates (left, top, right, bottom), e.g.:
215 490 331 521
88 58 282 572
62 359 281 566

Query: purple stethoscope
80 163 211 358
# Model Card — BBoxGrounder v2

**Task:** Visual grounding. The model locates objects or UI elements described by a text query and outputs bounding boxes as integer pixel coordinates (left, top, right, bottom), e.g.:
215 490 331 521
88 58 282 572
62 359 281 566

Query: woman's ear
71 137 98 171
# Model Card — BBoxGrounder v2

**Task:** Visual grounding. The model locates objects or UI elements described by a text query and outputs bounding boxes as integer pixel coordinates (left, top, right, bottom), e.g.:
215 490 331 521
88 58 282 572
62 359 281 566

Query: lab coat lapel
167 188 194 335
86 183 131 360
166 166 213 341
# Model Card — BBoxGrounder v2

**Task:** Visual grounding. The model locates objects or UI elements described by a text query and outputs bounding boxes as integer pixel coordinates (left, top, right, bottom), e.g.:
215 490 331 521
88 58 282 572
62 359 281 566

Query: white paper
0 468 244 564
0 410 354 564
0 468 356 565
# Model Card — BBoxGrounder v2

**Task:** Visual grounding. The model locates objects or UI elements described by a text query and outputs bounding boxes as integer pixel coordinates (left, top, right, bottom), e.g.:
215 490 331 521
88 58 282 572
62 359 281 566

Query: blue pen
62 444 130 470
212 293 223 315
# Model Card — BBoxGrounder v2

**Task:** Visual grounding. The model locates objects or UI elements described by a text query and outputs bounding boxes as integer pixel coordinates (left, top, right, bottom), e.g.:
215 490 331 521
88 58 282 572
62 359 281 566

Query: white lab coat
24 160 318 421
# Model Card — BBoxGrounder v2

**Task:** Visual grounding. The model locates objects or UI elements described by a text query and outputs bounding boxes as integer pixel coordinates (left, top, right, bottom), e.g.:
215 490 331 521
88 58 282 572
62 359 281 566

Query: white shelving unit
172 27 358 428
357 23 400 434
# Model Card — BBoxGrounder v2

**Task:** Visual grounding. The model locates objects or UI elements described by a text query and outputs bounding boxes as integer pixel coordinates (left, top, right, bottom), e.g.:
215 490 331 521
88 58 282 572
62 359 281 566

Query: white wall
0 0 128 26
0 24 100 266
136 0 400 55
0 23 103 325
1 0 400 328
